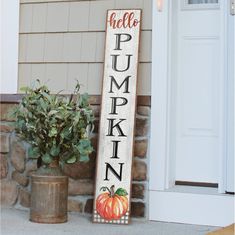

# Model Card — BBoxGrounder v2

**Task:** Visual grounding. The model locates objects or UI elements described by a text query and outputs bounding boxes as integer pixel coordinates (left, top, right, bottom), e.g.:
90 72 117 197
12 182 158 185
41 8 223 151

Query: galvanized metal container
30 174 68 223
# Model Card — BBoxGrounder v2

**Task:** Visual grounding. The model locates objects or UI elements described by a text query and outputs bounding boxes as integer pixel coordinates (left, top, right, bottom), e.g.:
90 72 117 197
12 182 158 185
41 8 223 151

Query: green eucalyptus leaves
12 81 94 166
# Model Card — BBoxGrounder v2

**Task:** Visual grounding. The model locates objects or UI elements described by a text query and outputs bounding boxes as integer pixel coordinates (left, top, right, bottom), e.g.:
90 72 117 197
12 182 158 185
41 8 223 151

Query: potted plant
11 81 94 223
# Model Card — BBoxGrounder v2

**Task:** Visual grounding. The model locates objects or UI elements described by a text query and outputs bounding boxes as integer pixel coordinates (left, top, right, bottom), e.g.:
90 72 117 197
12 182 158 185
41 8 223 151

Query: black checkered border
93 210 129 224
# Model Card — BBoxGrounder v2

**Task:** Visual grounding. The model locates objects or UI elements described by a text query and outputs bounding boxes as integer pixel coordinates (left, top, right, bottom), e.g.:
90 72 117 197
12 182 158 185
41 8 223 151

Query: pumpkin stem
110 185 115 197
100 185 115 197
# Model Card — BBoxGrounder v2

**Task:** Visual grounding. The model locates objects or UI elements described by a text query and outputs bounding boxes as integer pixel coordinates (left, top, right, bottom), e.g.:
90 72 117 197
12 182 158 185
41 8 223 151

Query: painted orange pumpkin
96 185 128 220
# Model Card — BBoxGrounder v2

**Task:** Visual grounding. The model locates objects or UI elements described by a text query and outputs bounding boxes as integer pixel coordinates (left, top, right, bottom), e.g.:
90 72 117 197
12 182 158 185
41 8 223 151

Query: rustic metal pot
30 158 68 223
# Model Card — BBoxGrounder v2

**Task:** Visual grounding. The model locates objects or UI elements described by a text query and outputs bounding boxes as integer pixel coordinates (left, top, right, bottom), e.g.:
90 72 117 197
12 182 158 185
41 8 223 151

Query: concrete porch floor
1 208 219 235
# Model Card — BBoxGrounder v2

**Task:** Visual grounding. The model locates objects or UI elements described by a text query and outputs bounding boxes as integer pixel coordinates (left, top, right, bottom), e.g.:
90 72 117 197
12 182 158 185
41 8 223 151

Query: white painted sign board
93 9 141 225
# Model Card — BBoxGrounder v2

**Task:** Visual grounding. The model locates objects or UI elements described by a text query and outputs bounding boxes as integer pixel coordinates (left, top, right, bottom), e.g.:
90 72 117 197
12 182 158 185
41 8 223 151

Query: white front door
149 0 234 226
174 0 221 184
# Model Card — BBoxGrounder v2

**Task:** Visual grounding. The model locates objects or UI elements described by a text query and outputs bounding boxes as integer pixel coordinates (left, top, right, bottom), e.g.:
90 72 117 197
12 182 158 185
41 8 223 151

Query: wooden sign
93 9 141 225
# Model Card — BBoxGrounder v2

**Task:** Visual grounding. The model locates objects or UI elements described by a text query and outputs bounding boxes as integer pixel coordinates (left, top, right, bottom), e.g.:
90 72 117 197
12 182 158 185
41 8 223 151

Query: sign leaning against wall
93 9 141 225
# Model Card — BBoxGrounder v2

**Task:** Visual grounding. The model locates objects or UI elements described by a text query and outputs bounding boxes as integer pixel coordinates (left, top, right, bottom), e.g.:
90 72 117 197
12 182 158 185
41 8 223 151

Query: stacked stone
0 102 149 219
0 103 36 208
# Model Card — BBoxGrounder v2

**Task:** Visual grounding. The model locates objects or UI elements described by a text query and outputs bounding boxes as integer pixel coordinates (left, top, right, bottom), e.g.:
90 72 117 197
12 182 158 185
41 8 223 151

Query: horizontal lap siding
18 0 152 95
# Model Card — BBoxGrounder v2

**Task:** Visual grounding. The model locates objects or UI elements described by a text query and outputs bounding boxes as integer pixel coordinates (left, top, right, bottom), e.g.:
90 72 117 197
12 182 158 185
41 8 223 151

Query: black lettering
107 118 127 137
104 162 124 181
110 140 121 159
114 33 132 50
110 97 128 115
109 75 130 93
111 54 133 72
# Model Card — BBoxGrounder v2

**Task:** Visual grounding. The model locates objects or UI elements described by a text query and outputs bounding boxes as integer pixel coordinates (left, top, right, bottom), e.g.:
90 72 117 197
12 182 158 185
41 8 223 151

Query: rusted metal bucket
30 174 68 223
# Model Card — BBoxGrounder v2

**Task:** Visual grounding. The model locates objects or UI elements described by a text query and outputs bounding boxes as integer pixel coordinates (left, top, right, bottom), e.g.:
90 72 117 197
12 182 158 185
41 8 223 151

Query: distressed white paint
0 0 19 93
93 10 141 224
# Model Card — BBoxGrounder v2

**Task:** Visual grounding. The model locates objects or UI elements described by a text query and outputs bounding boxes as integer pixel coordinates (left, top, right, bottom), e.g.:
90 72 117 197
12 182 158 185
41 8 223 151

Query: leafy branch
11 80 95 166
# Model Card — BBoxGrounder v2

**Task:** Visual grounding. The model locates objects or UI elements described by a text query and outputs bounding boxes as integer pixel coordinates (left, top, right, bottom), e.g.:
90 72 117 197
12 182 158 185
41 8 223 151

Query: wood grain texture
92 9 141 225
207 224 234 235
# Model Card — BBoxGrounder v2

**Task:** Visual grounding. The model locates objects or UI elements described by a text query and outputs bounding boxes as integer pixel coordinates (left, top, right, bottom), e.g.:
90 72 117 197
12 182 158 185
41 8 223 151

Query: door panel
180 38 219 137
174 0 222 183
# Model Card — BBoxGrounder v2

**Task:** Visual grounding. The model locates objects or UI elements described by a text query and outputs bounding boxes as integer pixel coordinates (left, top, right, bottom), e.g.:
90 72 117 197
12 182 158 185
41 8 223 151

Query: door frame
149 0 234 226
226 0 235 193
0 0 19 93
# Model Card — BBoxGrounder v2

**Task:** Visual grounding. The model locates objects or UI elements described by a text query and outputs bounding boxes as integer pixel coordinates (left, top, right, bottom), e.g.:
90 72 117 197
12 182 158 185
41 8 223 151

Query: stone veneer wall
0 98 150 219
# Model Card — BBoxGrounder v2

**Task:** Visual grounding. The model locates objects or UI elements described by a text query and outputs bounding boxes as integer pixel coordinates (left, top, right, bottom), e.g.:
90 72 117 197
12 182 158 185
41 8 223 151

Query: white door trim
149 0 172 192
225 1 235 193
0 0 20 94
149 188 234 226
218 0 227 194
149 0 234 226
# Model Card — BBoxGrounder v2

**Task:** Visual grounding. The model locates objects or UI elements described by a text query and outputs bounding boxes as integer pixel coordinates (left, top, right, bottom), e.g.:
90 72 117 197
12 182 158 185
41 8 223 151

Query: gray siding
18 0 152 95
